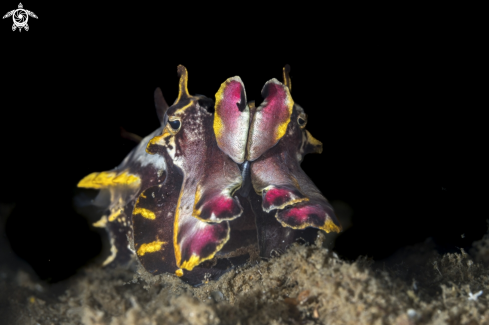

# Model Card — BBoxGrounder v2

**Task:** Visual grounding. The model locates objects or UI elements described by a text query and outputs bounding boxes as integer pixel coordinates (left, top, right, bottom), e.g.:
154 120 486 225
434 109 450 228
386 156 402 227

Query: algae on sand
1 204 489 324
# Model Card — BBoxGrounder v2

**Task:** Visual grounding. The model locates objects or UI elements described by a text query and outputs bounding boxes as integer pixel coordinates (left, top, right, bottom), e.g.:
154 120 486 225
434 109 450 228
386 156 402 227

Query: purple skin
76 65 341 286
219 67 341 258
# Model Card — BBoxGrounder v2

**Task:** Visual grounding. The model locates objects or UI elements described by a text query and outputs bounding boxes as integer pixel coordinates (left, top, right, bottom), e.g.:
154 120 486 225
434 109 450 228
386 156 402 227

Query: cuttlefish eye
168 119 181 131
298 114 307 128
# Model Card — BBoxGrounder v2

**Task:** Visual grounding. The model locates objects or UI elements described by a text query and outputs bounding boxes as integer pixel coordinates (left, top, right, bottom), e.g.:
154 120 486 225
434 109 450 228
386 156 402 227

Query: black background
0 3 484 282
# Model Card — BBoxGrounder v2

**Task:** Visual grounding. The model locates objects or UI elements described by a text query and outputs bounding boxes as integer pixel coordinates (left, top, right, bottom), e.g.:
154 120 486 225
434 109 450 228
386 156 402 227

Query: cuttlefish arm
135 67 247 282
76 88 170 267
247 79 308 212
251 140 340 234
249 77 341 234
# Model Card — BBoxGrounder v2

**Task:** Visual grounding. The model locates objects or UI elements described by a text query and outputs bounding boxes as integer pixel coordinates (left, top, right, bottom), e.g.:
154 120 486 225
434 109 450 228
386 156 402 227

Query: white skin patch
102 237 118 266
165 135 177 162
127 242 136 255
119 126 167 171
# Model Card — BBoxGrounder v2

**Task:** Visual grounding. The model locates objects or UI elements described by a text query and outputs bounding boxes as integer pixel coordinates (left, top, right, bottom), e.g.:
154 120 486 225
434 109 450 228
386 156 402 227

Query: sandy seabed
1 204 489 325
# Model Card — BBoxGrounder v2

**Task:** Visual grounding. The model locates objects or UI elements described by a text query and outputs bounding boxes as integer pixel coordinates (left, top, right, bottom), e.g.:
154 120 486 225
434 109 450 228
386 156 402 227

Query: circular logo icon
3 3 38 32
13 9 27 28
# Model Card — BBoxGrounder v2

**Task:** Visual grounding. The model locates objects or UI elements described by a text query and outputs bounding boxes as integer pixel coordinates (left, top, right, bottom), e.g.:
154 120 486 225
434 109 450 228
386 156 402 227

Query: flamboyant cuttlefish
77 65 341 285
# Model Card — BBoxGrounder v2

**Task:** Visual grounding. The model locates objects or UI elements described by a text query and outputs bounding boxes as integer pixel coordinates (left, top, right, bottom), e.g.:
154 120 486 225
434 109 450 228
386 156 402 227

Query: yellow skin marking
266 197 309 212
147 132 168 150
133 206 156 220
146 102 193 155
306 130 323 154
180 254 201 270
174 101 194 115
274 87 294 142
112 173 139 185
175 65 190 103
259 185 309 212
277 216 341 233
132 193 156 219
92 215 107 228
173 183 185 266
174 176 231 271
213 110 224 140
161 126 173 137
213 78 229 141
108 209 122 222
175 269 184 277
137 240 166 256
102 237 118 266
147 138 160 153
78 171 140 189
179 228 230 271
323 219 342 233
191 185 203 220
282 65 292 92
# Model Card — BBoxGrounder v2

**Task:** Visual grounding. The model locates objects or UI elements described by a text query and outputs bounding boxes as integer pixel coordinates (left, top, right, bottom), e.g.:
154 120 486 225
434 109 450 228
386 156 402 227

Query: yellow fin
78 171 140 189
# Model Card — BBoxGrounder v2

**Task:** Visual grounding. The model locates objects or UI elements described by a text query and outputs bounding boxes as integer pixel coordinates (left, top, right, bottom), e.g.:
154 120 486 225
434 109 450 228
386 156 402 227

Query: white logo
3 3 37 32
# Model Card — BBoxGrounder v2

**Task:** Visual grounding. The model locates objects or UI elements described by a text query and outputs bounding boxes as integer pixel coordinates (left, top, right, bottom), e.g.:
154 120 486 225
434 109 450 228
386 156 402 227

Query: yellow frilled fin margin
77 170 141 189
